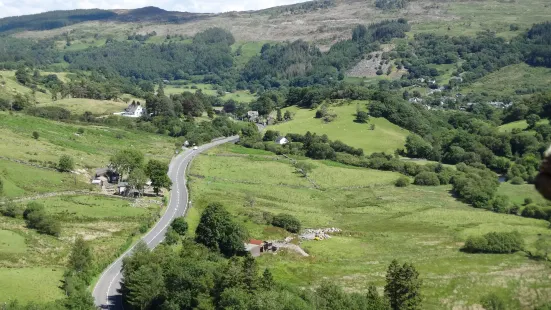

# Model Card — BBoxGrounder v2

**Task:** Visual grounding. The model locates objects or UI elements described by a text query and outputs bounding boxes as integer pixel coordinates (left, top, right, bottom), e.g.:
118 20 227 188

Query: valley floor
189 144 551 309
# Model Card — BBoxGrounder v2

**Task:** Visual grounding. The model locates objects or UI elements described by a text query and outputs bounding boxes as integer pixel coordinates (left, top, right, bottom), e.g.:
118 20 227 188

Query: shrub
395 176 410 187
451 171 499 208
462 231 524 254
32 131 39 139
171 217 188 236
0 201 22 218
77 128 85 134
356 111 369 123
272 213 301 233
490 195 510 213
480 293 507 310
524 198 533 205
510 176 524 185
252 142 265 150
26 106 71 121
414 172 440 186
521 205 549 220
24 202 61 237
58 155 75 172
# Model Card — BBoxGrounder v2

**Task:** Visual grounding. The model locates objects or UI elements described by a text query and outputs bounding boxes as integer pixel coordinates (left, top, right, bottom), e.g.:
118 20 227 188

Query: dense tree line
242 130 363 160
0 37 61 68
397 22 551 85
65 28 235 81
240 20 409 89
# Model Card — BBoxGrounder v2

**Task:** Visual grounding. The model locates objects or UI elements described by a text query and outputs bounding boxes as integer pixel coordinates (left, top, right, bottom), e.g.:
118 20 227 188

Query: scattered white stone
299 227 342 240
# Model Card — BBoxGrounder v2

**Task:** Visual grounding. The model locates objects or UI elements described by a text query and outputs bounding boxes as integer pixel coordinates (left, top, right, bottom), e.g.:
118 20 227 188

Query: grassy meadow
268 103 409 154
498 119 548 133
409 0 551 39
463 63 551 99
188 144 551 309
0 112 176 170
0 195 163 304
0 159 90 198
164 83 257 103
0 70 136 116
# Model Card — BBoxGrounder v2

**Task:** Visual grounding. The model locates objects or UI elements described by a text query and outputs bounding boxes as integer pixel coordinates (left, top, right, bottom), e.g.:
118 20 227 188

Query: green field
498 182 549 206
464 63 551 99
268 103 409 154
164 84 257 103
409 0 551 39
0 195 162 304
42 98 129 115
40 195 152 219
0 159 90 198
498 119 548 133
0 268 65 304
0 230 26 254
0 112 176 170
0 70 136 115
232 41 267 68
189 145 551 309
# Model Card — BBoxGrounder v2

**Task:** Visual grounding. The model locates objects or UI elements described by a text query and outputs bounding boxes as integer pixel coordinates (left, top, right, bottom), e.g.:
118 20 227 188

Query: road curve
92 136 239 309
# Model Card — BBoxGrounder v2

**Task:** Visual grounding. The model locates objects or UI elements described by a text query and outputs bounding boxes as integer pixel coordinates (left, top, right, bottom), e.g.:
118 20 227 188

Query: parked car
193 146 198 150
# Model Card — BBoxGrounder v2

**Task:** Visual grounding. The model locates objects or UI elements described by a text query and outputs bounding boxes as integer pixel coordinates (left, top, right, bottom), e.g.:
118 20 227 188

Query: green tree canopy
58 155 75 172
195 202 245 257
384 260 422 310
110 149 144 178
145 159 172 195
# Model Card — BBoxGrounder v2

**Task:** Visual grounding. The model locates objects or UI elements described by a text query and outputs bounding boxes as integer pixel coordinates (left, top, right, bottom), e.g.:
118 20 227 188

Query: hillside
269 103 409 154
10 0 551 49
0 108 176 303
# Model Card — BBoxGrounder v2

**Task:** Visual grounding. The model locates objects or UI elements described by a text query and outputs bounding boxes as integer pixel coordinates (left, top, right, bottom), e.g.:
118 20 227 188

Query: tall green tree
260 269 275 290
526 114 541 129
128 168 148 196
170 217 188 236
68 236 92 276
384 260 422 310
125 264 164 310
145 160 172 195
195 202 245 257
110 149 144 179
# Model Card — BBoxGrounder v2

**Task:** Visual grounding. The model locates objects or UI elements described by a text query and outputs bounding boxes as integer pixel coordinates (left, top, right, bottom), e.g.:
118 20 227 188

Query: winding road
92 136 239 309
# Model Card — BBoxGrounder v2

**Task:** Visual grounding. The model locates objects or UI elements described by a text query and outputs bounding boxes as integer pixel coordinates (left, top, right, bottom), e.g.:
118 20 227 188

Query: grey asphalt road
92 135 239 309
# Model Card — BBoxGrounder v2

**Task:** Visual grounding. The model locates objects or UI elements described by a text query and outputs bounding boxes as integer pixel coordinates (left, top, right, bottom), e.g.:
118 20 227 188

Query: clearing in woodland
268 103 409 154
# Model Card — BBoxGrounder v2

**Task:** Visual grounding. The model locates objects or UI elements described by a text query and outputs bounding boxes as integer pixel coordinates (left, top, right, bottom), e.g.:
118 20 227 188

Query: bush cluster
394 176 410 187
271 213 301 233
413 171 440 186
462 231 524 254
24 202 61 237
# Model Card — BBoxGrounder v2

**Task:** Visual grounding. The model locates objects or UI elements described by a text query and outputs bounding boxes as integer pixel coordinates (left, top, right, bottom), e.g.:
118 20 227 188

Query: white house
275 136 289 145
115 102 145 118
